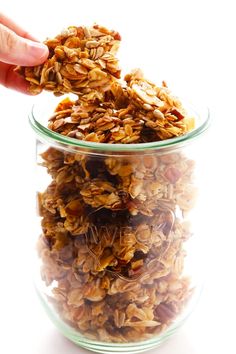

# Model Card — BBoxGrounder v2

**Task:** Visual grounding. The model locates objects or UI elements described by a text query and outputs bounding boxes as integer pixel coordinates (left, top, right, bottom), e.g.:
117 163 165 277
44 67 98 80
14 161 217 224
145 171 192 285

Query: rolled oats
16 25 121 97
37 147 195 342
45 68 195 142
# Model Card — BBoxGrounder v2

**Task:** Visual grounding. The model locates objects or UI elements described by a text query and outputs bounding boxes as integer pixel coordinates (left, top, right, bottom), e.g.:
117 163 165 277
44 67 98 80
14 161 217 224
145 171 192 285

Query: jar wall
35 137 205 352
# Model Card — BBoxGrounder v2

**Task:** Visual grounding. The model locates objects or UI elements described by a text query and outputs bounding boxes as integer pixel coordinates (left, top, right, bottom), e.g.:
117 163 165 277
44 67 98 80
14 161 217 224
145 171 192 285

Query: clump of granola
16 25 121 96
19 24 198 343
48 69 194 142
17 24 194 142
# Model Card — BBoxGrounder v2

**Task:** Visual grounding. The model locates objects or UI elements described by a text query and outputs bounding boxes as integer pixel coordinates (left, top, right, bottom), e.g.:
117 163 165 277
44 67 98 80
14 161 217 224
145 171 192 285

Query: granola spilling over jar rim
47 69 195 143
21 24 207 346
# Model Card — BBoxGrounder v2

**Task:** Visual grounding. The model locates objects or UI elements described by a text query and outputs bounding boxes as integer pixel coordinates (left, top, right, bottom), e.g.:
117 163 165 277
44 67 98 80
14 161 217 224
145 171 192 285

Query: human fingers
0 23 48 66
0 61 30 94
0 12 37 41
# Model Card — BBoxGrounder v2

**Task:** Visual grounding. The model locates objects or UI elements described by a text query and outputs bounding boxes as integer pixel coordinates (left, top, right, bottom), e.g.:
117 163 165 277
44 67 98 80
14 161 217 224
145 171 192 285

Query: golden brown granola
16 25 121 96
47 69 195 142
23 24 198 343
37 148 195 342
16 24 194 142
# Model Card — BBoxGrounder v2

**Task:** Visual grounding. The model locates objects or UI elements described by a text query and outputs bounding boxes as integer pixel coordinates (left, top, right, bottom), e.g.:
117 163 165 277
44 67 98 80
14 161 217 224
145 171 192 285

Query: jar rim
29 98 210 152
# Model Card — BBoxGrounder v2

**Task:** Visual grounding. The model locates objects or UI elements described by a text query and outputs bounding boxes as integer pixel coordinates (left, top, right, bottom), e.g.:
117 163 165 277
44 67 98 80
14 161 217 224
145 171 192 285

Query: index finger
0 12 38 41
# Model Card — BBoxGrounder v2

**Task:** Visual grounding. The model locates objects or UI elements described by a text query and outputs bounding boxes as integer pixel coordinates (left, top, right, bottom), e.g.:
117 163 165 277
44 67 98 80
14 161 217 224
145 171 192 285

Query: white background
0 1 236 353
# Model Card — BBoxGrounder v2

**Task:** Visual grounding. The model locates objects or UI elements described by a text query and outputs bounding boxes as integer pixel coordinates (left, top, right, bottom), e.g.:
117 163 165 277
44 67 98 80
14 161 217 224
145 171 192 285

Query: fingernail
28 41 49 63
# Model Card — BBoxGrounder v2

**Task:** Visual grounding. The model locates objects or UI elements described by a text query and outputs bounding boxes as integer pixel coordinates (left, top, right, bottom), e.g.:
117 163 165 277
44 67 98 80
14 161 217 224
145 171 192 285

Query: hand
0 13 49 93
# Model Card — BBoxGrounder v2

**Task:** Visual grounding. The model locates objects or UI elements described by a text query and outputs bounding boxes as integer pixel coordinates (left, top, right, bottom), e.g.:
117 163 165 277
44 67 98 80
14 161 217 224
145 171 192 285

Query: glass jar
30 97 210 353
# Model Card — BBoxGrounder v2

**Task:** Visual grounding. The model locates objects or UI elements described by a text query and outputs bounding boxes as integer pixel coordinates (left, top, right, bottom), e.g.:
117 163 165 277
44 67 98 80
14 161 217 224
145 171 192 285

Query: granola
37 147 195 342
16 25 121 97
47 69 195 142
22 24 198 343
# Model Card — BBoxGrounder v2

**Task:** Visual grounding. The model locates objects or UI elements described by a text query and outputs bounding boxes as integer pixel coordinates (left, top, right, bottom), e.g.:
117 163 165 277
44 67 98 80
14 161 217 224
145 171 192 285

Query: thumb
0 23 48 66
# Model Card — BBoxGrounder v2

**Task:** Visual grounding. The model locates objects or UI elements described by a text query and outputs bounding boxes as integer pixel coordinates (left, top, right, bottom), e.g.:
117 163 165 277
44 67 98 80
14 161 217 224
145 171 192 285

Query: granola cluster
19 25 197 343
47 69 194 142
16 25 121 96
17 24 194 142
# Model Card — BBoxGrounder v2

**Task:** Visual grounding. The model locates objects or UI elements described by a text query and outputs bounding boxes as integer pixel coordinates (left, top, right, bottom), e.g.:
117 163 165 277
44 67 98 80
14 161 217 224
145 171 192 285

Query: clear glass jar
30 97 210 353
